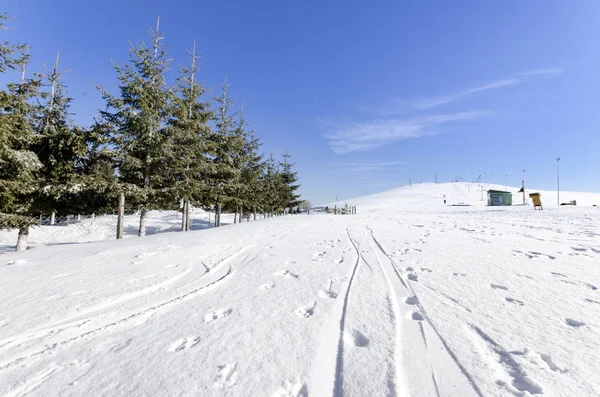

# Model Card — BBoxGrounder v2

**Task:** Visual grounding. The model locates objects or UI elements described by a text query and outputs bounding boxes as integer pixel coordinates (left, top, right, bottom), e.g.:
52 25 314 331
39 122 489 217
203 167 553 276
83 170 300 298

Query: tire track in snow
366 225 484 397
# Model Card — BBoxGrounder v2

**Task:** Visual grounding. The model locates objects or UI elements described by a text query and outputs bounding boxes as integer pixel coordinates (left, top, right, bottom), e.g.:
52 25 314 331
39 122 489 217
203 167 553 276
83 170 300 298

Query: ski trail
0 222 311 373
333 226 363 396
308 219 372 396
366 225 484 397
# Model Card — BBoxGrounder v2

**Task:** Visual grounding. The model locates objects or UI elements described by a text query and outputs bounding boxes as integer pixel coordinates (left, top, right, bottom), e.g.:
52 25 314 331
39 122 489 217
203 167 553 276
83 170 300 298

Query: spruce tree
234 109 264 220
0 29 43 250
279 152 302 212
98 18 174 236
32 52 87 217
167 41 212 231
206 79 236 220
74 118 118 215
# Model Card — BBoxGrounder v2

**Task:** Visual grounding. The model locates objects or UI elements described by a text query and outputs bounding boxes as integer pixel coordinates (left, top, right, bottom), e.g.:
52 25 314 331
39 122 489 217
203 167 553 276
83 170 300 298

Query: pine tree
167 40 212 231
98 18 175 236
0 28 43 250
261 153 285 216
206 79 237 222
74 118 118 215
234 108 264 220
279 152 302 212
0 14 24 73
32 52 88 217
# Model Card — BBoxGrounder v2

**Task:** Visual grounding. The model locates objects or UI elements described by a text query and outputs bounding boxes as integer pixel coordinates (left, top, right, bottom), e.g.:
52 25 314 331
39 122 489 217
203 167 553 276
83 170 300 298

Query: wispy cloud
324 111 485 155
414 68 563 110
339 160 404 172
322 68 562 154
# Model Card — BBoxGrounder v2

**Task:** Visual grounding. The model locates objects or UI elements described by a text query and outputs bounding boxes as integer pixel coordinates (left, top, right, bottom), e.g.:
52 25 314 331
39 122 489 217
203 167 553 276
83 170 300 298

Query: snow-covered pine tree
167 40 212 231
98 18 175 236
32 52 88 218
0 25 43 250
279 152 302 213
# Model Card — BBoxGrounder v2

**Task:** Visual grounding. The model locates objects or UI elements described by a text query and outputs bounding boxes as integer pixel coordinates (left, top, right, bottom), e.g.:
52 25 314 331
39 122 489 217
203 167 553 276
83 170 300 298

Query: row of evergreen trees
0 15 302 251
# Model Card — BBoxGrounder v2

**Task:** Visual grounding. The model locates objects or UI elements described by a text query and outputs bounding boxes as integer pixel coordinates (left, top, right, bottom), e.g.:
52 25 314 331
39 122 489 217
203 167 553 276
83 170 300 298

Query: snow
1 182 599 396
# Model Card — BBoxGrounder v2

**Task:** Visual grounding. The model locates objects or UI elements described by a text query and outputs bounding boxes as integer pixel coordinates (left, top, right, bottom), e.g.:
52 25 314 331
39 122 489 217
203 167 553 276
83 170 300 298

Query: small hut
487 190 512 206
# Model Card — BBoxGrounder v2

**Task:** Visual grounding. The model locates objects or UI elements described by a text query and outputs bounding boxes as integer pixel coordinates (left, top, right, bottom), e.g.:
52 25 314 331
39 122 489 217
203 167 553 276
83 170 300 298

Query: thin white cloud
414 68 563 110
340 160 404 172
325 111 485 155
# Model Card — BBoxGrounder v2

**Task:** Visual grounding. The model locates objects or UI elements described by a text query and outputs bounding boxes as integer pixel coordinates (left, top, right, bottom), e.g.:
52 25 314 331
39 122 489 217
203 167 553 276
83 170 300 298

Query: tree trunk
139 208 148 237
234 206 238 224
240 206 243 222
185 201 190 231
181 199 187 231
140 152 150 237
50 211 56 225
116 192 125 239
253 211 256 221
216 203 221 227
16 227 29 251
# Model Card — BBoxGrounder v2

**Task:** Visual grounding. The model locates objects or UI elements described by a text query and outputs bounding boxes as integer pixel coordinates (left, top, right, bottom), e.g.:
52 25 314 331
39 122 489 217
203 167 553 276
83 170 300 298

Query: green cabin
487 190 512 206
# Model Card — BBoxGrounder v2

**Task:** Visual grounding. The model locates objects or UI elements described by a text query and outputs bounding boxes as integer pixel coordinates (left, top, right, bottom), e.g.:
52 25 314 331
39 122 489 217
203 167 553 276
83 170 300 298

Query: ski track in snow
0 223 309 376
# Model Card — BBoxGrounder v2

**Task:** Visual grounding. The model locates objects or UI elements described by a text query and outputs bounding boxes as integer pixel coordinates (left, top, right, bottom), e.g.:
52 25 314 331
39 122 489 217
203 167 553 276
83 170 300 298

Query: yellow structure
529 192 543 210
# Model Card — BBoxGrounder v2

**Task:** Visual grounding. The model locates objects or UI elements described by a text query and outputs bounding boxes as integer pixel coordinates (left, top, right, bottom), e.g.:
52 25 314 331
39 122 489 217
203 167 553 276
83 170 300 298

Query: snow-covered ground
1 182 599 396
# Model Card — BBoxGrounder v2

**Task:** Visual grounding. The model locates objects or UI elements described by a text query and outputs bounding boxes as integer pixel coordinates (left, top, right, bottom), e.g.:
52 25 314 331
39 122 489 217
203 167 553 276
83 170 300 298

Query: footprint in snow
490 284 508 290
296 303 316 318
585 298 600 305
540 353 568 373
505 297 524 306
6 259 27 266
343 329 369 347
405 296 419 305
276 270 299 279
410 311 424 321
407 273 418 282
214 363 238 388
260 283 275 290
204 308 233 323
420 268 432 272
271 381 308 397
565 318 586 328
453 272 466 277
168 336 201 352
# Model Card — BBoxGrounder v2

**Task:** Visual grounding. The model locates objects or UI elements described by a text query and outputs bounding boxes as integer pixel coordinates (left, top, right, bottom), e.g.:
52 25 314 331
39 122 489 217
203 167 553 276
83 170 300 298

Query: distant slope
328 182 600 210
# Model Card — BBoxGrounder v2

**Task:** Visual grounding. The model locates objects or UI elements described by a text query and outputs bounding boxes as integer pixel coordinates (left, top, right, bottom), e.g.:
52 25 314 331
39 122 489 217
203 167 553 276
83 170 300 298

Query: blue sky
3 1 600 204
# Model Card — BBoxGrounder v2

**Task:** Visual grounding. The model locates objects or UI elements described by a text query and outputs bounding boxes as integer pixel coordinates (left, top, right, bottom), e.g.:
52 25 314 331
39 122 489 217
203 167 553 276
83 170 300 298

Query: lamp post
556 157 561 205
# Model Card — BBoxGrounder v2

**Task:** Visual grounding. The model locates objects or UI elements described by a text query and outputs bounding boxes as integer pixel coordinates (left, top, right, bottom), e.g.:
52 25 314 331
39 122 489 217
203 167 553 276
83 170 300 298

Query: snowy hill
1 183 600 396
330 181 600 210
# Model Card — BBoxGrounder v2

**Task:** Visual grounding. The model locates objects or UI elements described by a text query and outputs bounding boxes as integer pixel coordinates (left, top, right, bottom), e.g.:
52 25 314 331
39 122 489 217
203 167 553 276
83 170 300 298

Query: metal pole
522 169 526 204
556 157 561 205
